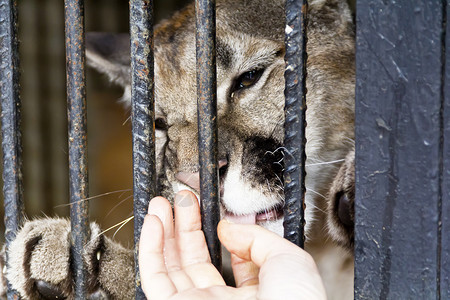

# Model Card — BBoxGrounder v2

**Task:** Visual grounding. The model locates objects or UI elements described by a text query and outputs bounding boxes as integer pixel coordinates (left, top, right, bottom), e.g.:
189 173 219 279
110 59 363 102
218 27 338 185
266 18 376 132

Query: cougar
0 0 356 299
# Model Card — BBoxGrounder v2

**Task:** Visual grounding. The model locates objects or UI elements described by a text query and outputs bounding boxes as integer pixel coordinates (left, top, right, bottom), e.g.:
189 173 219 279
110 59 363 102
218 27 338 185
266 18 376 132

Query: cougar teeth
96 250 101 261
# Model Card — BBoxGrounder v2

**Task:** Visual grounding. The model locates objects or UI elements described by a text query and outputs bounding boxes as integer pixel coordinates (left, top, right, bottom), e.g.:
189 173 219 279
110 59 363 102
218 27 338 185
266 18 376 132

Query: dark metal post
0 0 24 298
283 0 308 248
355 1 447 298
64 0 90 297
195 0 221 271
129 0 156 298
442 3 450 297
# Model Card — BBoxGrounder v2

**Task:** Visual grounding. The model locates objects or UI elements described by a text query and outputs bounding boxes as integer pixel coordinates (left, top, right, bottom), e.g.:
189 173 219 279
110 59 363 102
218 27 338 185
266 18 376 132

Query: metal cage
1 0 449 299
0 0 307 298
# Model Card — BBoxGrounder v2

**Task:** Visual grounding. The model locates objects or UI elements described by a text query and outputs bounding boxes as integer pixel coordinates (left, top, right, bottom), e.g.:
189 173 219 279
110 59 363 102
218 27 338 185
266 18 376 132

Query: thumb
217 220 326 300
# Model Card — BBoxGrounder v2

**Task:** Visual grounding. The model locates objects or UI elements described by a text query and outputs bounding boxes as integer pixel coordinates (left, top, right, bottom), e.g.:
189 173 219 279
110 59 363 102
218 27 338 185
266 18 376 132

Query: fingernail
175 191 194 207
223 218 234 224
148 211 165 224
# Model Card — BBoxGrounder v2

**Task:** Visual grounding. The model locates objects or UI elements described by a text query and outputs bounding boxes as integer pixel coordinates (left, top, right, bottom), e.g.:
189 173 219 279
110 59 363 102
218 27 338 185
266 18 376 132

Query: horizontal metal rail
64 0 90 297
283 0 308 248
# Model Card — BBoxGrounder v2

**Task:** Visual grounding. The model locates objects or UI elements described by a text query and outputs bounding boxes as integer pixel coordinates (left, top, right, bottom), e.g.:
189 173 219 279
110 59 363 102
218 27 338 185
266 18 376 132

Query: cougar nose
218 159 228 176
175 159 228 192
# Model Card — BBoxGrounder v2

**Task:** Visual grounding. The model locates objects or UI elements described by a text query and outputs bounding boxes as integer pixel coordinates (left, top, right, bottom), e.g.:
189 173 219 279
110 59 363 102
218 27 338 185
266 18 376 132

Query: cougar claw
88 289 109 300
35 280 65 300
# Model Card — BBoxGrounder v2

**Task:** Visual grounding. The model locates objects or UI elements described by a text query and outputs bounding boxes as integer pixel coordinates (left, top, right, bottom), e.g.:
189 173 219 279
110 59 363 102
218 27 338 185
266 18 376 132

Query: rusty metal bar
0 0 24 298
64 0 90 297
129 0 156 298
283 0 308 248
195 0 221 271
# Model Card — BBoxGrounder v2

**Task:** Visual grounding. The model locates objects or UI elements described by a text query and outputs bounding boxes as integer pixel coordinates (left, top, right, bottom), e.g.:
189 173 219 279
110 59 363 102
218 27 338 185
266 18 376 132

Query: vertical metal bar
355 1 443 298
195 0 221 271
129 0 155 298
0 0 24 298
64 0 90 298
441 3 450 297
283 0 308 248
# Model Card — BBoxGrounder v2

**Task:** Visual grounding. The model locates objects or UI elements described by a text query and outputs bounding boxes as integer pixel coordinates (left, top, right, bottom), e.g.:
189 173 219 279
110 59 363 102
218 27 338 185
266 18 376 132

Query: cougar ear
86 32 131 88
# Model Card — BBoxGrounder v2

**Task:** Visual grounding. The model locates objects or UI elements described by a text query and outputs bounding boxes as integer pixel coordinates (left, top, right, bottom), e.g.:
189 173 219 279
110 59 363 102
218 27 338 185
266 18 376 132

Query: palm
139 193 256 300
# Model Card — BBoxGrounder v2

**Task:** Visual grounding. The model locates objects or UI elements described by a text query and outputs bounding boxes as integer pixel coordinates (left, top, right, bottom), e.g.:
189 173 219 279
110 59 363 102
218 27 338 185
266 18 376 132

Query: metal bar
64 0 90 298
283 0 308 248
354 1 444 298
0 0 24 298
441 2 450 297
129 0 155 298
195 0 221 271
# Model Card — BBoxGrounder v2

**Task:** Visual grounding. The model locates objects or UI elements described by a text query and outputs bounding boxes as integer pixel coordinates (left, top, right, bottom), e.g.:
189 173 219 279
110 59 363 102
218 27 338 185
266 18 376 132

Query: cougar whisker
306 188 326 200
113 216 134 239
97 216 134 238
53 189 132 208
122 115 132 126
104 194 134 219
305 159 345 167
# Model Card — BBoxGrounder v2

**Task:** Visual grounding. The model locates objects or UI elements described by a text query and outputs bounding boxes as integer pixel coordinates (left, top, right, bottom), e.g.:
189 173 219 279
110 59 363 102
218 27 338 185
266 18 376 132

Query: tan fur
326 149 355 250
1 1 356 299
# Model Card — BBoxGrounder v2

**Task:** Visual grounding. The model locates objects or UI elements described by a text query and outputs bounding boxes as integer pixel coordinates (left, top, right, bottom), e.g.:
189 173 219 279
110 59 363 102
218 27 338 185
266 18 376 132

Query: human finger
230 253 259 288
139 214 177 300
174 190 225 287
148 196 194 291
148 196 174 239
147 197 181 272
218 220 308 268
174 191 210 265
218 220 326 300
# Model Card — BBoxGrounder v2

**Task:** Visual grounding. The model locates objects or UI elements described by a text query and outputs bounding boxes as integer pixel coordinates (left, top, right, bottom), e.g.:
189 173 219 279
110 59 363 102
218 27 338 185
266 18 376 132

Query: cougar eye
155 118 168 130
231 69 264 94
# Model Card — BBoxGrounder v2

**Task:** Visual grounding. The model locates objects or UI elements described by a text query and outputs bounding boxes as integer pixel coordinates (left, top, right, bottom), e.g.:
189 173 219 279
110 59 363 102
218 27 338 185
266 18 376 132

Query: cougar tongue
224 212 256 224
175 171 200 191
175 160 228 193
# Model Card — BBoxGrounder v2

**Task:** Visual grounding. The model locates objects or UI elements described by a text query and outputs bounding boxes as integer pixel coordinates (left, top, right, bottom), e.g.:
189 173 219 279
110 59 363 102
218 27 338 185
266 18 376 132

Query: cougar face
87 0 355 239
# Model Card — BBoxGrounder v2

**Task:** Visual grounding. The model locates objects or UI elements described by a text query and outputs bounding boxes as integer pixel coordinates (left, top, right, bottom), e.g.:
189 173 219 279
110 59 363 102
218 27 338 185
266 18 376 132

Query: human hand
139 190 326 300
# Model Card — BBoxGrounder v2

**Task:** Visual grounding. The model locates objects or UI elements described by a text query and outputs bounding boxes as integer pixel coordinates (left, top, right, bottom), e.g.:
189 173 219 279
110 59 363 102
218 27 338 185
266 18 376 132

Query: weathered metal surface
129 0 156 298
283 0 307 249
0 0 24 298
64 0 90 298
441 2 450 298
195 0 221 271
355 1 445 298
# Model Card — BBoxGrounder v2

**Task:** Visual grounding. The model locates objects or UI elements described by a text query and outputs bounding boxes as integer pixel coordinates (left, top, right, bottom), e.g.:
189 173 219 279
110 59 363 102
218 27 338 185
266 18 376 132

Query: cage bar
195 0 221 271
129 0 156 298
283 0 308 248
442 3 450 297
354 1 446 298
64 0 90 297
0 0 24 298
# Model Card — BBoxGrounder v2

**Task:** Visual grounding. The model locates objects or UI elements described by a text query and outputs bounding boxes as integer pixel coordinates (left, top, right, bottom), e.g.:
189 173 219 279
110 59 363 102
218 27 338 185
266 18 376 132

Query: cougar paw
327 150 355 251
5 218 110 299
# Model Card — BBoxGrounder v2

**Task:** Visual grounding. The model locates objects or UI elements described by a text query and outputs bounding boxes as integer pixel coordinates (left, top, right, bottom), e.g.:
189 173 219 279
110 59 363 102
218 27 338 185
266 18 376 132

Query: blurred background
0 0 355 247
0 0 191 247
